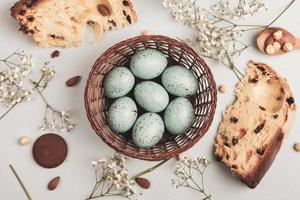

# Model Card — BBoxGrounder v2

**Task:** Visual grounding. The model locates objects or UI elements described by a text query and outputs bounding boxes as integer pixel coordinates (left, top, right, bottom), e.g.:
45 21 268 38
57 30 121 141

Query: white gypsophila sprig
0 50 75 132
163 0 268 79
172 155 211 200
212 0 267 19
30 64 75 133
163 0 295 80
88 153 139 200
0 50 33 110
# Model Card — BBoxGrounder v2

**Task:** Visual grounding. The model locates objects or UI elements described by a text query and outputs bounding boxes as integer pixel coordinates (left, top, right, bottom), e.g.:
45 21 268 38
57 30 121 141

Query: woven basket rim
84 34 217 161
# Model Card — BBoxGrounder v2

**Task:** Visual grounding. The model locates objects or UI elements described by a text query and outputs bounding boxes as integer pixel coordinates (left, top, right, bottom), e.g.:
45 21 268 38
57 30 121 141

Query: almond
97 4 111 17
48 176 60 191
66 76 81 87
135 177 150 189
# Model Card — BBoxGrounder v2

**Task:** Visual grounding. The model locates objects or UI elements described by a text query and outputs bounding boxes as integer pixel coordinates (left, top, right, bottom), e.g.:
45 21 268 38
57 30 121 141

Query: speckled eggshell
107 97 138 133
104 67 135 99
132 113 164 148
161 65 199 97
130 49 167 79
164 97 195 135
134 81 169 113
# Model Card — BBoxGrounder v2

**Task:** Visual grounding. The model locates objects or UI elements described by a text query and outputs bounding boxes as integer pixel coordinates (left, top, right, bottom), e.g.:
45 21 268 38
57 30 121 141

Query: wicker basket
84 35 217 161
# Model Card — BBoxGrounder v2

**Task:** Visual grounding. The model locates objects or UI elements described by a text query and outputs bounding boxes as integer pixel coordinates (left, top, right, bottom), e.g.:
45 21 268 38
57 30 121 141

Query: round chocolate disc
33 133 68 168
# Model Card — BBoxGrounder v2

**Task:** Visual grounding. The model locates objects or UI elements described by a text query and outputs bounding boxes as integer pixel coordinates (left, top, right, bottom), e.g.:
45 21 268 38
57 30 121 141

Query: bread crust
11 0 138 47
242 106 296 188
124 0 138 22
215 61 296 188
240 128 284 188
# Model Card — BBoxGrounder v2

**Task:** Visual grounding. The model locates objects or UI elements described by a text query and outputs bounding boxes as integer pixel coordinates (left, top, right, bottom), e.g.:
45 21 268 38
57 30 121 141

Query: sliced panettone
214 61 296 188
10 0 137 47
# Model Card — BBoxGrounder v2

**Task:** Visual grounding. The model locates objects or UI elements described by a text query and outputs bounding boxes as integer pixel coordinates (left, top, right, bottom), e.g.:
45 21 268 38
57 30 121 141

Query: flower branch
30 64 75 132
0 50 75 132
87 154 138 200
87 154 170 200
172 155 211 200
163 0 295 79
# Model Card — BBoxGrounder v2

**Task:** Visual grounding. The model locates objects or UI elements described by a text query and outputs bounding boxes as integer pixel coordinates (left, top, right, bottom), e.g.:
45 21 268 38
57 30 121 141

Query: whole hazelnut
142 30 151 36
19 136 30 145
272 30 283 40
218 85 226 93
177 152 187 161
283 42 294 52
272 41 281 51
265 44 275 55
293 142 300 152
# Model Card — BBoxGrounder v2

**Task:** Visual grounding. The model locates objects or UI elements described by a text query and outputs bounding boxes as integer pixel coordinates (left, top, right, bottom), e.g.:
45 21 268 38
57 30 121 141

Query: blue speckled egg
164 97 195 135
130 49 167 79
132 113 164 148
161 65 199 97
134 81 169 113
104 67 135 99
107 97 138 133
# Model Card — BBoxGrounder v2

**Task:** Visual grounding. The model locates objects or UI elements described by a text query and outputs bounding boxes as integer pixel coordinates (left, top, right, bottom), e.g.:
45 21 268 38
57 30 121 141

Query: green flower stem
264 0 295 30
131 159 170 179
9 164 32 200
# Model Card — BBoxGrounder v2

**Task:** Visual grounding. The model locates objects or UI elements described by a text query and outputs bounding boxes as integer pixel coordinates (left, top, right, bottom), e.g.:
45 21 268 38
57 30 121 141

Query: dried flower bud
265 44 275 55
272 30 283 40
283 42 294 52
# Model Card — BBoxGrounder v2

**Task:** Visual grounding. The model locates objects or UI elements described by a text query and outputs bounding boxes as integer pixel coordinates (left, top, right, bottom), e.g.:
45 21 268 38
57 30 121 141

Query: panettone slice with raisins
10 0 137 47
215 61 296 188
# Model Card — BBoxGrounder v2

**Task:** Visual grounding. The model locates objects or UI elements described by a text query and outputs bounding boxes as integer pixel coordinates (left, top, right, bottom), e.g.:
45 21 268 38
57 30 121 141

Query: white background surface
1 0 300 199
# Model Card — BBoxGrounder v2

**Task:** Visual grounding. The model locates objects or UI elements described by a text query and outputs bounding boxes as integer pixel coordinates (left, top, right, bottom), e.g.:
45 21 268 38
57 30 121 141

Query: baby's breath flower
87 153 139 200
212 0 267 19
172 155 211 199
0 50 33 111
91 160 98 166
162 0 270 79
0 50 76 132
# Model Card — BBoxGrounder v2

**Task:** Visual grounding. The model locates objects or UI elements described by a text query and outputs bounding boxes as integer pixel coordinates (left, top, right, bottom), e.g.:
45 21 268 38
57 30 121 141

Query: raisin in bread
10 0 137 47
214 61 296 188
